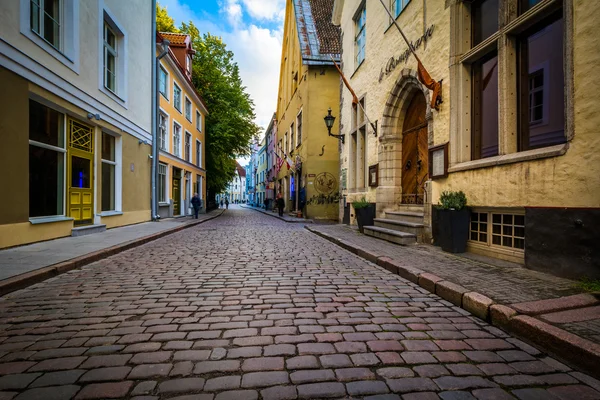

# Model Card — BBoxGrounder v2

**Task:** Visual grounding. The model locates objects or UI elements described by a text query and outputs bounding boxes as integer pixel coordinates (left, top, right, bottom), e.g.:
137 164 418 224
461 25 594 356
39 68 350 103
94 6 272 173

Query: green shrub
439 191 467 211
352 196 370 209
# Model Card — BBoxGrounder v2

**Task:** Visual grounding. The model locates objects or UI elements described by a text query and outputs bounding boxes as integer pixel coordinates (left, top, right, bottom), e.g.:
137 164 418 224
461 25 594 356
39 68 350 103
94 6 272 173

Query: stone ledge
463 292 494 321
435 280 469 307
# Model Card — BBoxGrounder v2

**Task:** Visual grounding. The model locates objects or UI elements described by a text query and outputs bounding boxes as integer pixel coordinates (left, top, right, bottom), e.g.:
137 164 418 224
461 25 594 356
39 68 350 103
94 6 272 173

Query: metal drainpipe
150 0 158 221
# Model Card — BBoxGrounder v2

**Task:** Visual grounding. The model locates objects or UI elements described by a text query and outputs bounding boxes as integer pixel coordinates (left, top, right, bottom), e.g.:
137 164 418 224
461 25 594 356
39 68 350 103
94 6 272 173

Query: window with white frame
354 3 366 68
30 0 61 49
196 140 202 168
174 83 182 112
159 66 168 99
290 123 295 153
101 132 118 212
297 111 302 146
158 163 167 203
390 0 410 18
185 97 192 121
184 132 191 162
29 99 65 218
103 21 118 93
470 210 525 251
173 122 181 157
196 110 202 131
349 98 367 189
159 112 167 151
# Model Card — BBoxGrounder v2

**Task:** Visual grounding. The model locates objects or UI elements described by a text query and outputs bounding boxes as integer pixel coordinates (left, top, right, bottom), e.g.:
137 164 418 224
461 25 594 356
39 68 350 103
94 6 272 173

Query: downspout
151 0 158 220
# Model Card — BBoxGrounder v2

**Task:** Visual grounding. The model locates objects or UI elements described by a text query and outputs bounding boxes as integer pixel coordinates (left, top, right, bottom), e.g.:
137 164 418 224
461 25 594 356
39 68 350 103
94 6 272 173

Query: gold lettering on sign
379 25 435 83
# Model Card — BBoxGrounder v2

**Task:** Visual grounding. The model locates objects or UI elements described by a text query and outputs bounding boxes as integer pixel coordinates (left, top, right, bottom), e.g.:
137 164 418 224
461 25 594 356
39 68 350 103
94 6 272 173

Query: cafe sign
379 25 435 83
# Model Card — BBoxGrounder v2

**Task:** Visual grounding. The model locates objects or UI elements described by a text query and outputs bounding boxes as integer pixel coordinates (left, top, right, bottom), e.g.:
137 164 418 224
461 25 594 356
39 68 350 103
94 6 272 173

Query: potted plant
352 197 375 234
436 190 470 253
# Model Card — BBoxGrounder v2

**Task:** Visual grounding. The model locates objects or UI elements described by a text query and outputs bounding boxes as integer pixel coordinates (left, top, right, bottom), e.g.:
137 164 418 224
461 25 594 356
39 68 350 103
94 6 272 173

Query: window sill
448 143 568 173
158 202 170 207
29 216 74 225
350 60 365 79
99 85 127 108
160 92 169 102
98 211 123 217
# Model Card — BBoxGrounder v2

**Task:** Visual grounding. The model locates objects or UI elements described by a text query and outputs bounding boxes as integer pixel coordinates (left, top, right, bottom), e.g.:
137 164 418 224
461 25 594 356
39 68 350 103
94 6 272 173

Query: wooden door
172 176 181 215
401 94 428 204
67 119 94 225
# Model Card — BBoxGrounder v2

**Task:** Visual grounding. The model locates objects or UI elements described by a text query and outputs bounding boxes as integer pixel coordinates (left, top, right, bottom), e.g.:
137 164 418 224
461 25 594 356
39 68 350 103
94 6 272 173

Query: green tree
156 3 178 33
179 23 259 195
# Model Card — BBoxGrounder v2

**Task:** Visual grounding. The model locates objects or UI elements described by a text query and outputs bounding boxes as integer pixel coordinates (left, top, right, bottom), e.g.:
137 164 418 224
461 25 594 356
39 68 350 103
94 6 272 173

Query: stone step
364 226 417 245
396 204 425 213
71 224 107 237
385 211 425 224
373 218 424 239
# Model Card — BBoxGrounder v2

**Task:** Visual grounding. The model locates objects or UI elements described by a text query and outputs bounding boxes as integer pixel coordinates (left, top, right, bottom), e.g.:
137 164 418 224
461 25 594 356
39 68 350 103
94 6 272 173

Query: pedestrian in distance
191 193 201 219
276 192 285 217
225 198 229 209
220 199 224 208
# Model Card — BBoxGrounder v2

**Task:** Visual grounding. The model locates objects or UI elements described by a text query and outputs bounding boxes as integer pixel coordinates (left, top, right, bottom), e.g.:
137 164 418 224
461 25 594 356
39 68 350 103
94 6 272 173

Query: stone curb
240 205 312 224
304 225 600 379
0 210 225 297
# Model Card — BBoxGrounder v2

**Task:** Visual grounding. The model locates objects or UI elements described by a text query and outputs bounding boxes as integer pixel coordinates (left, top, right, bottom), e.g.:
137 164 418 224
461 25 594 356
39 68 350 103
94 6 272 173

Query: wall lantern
324 108 344 144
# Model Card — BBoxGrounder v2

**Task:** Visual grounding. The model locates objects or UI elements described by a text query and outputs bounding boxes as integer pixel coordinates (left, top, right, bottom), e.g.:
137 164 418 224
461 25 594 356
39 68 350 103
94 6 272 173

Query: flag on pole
330 56 359 105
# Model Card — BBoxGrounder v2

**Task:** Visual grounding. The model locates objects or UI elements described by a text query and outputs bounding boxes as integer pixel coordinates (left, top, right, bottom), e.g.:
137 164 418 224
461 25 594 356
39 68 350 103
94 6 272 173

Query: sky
158 0 286 165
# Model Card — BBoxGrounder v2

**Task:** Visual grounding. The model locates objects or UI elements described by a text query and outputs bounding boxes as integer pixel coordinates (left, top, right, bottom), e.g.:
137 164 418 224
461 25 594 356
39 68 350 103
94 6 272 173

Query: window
196 110 202 131
349 98 367 189
29 100 65 218
518 17 564 150
159 66 168 98
174 83 182 112
470 211 525 251
297 111 302 146
173 123 181 157
196 140 202 168
185 98 192 121
390 0 410 18
284 132 288 154
185 132 191 162
101 133 117 212
290 123 295 153
159 113 167 151
472 52 499 159
354 4 366 67
158 163 167 203
30 0 60 49
103 22 117 93
453 0 566 165
196 175 203 199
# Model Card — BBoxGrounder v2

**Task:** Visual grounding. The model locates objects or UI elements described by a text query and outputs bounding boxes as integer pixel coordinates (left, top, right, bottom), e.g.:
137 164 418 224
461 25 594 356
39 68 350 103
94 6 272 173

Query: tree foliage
157 10 258 195
156 3 178 33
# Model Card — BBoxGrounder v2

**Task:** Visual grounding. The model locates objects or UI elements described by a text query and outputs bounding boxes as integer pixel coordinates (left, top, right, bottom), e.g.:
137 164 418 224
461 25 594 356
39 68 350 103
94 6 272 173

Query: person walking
225 198 229 209
220 199 224 209
191 193 201 219
276 193 285 217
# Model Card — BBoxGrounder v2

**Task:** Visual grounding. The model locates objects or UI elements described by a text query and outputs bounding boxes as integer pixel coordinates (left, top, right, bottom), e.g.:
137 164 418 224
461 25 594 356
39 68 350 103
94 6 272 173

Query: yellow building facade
333 0 600 279
0 0 153 249
156 33 207 218
276 0 342 220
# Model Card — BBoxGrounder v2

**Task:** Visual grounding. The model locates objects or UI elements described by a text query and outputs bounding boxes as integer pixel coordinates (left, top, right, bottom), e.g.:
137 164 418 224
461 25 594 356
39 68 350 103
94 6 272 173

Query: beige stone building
0 0 153 248
333 0 599 279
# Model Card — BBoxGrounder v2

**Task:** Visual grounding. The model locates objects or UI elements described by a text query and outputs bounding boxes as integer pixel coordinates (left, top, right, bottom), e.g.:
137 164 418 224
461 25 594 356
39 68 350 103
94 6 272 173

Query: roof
294 0 341 65
236 161 246 178
159 32 189 47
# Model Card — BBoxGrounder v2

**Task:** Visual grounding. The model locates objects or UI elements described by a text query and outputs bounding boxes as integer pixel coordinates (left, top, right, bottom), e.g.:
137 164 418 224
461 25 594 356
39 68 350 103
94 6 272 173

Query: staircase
363 205 425 245
71 224 106 237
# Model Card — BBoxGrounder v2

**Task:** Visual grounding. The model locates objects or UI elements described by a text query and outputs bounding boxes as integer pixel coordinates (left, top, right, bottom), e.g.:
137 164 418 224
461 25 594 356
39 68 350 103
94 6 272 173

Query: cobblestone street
0 207 599 400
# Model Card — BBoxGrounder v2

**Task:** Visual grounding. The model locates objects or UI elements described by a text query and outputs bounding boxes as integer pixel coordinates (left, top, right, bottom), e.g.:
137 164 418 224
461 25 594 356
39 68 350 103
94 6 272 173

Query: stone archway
376 68 434 214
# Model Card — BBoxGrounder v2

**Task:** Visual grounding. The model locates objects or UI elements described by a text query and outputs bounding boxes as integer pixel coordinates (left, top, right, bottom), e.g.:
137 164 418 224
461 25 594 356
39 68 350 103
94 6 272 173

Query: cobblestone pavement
0 207 599 400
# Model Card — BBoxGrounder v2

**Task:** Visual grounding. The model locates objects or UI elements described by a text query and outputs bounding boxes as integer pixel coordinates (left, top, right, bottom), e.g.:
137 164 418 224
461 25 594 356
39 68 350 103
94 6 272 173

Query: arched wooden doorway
401 93 428 204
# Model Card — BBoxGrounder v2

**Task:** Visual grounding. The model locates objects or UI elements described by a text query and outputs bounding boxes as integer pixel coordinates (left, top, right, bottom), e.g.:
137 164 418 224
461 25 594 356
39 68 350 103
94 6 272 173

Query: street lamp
324 108 344 144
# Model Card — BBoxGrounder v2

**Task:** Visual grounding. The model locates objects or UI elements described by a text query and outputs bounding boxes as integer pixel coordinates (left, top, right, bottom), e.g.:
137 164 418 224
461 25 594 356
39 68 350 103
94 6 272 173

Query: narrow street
0 207 598 400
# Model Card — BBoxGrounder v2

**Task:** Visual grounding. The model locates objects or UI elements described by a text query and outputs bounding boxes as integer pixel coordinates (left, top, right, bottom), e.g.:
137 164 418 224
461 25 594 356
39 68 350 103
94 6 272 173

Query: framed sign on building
368 164 379 187
429 142 448 179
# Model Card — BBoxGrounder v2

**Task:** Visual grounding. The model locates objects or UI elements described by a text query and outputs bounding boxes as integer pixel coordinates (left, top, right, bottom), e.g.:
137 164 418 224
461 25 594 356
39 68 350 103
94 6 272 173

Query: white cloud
158 0 283 135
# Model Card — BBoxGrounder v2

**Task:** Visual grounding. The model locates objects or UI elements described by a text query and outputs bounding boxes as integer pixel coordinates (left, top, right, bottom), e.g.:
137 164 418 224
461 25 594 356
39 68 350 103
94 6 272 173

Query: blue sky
158 0 285 133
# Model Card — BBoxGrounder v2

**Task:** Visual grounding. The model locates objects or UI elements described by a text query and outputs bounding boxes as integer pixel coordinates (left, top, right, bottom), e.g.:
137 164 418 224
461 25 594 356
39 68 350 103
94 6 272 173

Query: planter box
437 208 470 253
355 204 376 234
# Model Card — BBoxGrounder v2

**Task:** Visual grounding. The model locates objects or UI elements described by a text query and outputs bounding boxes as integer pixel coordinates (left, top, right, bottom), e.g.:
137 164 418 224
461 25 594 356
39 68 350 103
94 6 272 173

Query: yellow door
67 119 94 226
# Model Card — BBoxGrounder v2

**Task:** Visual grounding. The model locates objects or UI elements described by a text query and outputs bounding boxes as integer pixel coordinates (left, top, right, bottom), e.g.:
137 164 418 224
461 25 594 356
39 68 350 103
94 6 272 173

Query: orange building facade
156 33 207 217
